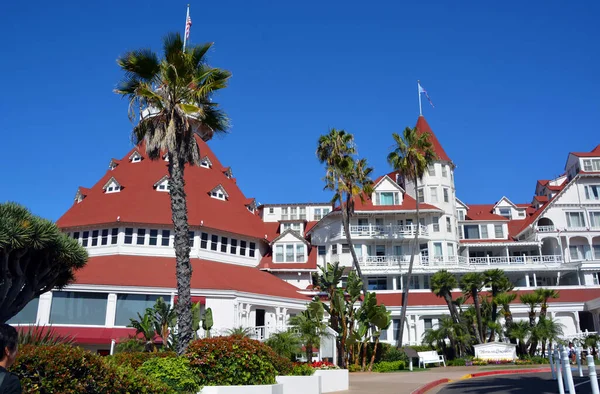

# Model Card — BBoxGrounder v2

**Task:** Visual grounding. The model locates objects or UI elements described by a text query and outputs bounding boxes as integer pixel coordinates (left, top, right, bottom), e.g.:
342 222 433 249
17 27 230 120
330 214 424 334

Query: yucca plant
18 325 74 346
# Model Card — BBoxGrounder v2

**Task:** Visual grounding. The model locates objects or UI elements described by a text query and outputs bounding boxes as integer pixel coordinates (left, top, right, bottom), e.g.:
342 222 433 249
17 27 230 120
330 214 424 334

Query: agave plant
18 325 74 346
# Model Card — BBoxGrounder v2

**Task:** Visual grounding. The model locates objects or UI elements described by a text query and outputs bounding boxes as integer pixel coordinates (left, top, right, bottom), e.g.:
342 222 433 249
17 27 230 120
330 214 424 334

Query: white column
392 276 398 290
37 291 53 325
525 274 530 288
105 293 117 327
533 272 537 288
574 311 581 333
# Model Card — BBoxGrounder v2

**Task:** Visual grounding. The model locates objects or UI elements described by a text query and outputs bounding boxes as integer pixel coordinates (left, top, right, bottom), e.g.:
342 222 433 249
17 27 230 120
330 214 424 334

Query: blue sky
1 0 599 221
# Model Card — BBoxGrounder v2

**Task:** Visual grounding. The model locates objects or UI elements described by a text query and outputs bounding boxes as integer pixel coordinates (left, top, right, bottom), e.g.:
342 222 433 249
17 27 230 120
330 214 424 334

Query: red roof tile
57 137 267 239
465 204 507 221
304 221 319 235
572 144 600 157
415 116 451 162
376 288 600 307
534 196 549 203
75 255 310 300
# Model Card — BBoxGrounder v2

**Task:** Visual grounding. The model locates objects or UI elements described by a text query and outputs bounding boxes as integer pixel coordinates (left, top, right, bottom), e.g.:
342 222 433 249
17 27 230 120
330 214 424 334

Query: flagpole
183 4 190 51
417 80 422 116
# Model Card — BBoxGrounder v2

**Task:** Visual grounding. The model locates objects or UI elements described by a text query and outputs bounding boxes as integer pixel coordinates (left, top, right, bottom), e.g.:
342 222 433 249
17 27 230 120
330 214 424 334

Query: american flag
185 13 192 39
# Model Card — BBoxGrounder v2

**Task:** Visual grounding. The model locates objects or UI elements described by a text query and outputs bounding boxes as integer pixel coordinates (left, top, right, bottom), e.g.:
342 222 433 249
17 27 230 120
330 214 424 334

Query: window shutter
393 192 399 205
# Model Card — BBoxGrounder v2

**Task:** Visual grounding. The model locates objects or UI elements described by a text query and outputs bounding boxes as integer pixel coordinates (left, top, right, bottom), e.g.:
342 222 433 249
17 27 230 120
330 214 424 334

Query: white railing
358 255 564 270
536 225 557 232
202 326 296 341
347 224 429 238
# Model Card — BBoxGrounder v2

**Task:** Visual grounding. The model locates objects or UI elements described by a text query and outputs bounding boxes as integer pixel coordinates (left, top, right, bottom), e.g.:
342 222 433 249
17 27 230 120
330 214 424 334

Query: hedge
186 336 280 386
139 357 201 393
12 344 171 394
372 360 406 373
107 351 177 369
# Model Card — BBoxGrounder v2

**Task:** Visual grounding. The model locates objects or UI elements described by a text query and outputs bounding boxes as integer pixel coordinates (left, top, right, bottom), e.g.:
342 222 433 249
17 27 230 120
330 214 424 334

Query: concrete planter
313 369 349 393
276 375 321 394
199 384 283 394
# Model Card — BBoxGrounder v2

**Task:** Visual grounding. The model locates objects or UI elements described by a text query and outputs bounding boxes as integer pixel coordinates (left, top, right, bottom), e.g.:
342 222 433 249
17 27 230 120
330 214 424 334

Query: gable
270 229 309 245
102 177 121 193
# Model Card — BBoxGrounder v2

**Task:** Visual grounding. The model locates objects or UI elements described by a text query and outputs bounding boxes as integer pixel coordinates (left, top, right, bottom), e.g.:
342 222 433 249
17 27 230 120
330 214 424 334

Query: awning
16 326 139 345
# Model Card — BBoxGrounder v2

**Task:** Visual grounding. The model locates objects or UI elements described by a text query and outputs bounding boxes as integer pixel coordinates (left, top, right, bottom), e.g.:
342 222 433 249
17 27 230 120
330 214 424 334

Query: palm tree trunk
473 290 484 343
342 198 369 296
306 341 312 363
444 294 459 324
368 337 380 372
361 340 368 371
489 291 498 342
168 154 193 355
397 173 420 348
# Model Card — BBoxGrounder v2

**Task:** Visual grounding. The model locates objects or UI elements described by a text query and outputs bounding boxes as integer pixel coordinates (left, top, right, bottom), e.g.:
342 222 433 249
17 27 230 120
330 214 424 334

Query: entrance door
255 309 265 327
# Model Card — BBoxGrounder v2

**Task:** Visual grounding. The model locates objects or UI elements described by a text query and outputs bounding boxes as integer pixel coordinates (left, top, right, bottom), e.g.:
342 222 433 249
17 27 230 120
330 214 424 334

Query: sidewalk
342 366 550 394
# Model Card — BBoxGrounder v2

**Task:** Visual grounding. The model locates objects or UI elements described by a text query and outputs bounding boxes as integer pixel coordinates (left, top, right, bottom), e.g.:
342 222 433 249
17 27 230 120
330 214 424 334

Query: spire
415 116 452 163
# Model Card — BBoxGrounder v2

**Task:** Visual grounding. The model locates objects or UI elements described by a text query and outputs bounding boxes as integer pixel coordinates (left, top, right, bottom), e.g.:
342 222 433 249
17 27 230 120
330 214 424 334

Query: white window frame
446 217 452 233
443 188 449 203
480 225 488 239
583 160 593 172
432 216 440 232
566 211 586 228
442 165 448 178
494 224 503 238
589 211 600 228
417 189 424 203
585 185 600 200
427 164 435 176
430 187 438 203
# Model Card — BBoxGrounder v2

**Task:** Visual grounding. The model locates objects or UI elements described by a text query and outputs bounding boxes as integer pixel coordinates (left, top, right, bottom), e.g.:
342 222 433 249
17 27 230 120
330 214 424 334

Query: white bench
417 350 446 368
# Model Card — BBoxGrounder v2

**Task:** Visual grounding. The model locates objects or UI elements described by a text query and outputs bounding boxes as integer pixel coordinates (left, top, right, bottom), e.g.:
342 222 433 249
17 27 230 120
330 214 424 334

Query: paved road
437 371 598 394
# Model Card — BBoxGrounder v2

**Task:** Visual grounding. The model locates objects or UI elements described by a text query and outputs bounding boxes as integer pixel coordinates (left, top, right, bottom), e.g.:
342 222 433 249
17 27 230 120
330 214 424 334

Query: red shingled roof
572 144 600 157
415 116 451 162
75 255 309 300
57 137 267 239
534 196 549 203
376 288 600 307
465 204 507 221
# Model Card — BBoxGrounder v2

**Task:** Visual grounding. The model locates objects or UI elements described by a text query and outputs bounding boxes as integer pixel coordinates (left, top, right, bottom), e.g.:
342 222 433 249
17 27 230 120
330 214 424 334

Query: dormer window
376 191 400 206
74 187 88 203
154 176 170 192
129 151 143 163
223 168 233 179
200 156 212 168
246 199 256 213
498 207 512 219
209 184 228 201
108 159 120 170
583 159 600 172
103 177 122 194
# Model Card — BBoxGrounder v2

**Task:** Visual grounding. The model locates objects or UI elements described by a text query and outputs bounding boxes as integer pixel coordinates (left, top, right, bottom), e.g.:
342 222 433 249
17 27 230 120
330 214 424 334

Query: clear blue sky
2 0 599 221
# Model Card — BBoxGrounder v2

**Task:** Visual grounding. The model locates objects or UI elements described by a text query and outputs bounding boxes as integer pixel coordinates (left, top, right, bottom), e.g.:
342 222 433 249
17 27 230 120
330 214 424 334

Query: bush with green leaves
446 358 467 366
186 336 280 386
290 363 315 376
18 325 74 346
409 345 434 352
381 346 409 363
114 337 146 353
107 351 176 369
139 357 201 393
348 364 362 372
372 360 406 373
12 344 171 393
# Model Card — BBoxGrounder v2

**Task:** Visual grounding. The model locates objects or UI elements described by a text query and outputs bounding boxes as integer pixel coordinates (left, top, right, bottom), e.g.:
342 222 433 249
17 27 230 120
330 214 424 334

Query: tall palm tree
536 316 564 357
520 293 542 327
534 288 560 319
430 270 460 323
495 292 517 336
317 129 373 295
387 126 436 347
115 33 231 354
483 269 513 342
460 272 486 343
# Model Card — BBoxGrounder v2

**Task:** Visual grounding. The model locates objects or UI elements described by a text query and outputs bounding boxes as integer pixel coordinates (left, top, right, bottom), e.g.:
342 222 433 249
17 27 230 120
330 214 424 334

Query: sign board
473 342 517 361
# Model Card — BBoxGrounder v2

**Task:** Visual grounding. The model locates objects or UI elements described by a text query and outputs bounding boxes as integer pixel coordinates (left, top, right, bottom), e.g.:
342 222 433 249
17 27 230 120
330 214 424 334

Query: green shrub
18 325 74 346
107 351 176 369
139 357 201 393
266 347 294 376
530 356 550 364
348 364 362 372
372 360 406 373
12 344 171 394
290 363 315 376
114 337 146 353
410 345 434 352
447 358 467 366
381 347 409 363
186 336 279 386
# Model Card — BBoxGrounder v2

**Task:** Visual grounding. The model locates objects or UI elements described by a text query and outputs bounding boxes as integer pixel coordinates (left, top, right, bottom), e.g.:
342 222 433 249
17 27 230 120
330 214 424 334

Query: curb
411 367 552 394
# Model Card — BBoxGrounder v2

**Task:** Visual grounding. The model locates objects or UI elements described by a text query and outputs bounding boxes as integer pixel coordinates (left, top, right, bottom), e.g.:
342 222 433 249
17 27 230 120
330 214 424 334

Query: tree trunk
443 294 459 324
306 341 312 363
488 290 498 342
397 174 420 348
473 289 484 343
168 154 193 356
361 340 368 371
368 337 380 372
340 315 348 368
341 198 368 296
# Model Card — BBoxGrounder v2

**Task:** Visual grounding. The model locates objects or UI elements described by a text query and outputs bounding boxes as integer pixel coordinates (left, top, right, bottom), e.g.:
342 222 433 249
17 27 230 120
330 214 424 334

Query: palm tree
226 326 254 338
115 33 230 354
317 129 373 295
431 270 460 323
536 316 564 357
265 330 301 360
520 293 542 327
460 272 486 343
129 311 157 352
495 293 517 329
484 269 513 342
508 320 531 357
289 301 327 363
534 288 560 319
150 297 176 347
387 127 436 347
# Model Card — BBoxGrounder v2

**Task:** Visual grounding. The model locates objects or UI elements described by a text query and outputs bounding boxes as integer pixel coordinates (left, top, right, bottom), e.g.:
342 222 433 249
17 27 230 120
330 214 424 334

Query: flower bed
310 361 338 370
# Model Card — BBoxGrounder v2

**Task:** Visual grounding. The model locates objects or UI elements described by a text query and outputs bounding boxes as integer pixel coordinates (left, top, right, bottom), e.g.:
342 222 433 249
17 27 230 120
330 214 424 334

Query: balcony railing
347 224 429 238
358 254 563 270
536 225 556 232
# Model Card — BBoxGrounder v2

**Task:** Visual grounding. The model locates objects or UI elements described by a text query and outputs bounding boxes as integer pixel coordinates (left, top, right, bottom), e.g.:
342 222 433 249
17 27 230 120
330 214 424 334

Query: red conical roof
415 116 451 162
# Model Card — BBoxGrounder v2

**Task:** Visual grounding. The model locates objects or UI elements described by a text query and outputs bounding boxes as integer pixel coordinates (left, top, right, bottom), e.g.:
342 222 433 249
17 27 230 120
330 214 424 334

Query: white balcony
346 224 429 238
536 225 557 232
358 254 563 272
